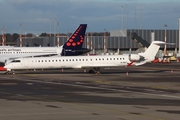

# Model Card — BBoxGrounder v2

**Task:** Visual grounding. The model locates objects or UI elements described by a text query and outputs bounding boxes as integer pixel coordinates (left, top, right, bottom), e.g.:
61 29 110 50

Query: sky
0 0 180 34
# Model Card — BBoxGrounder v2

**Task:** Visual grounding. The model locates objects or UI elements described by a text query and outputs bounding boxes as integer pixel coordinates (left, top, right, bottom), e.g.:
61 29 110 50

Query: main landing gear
88 68 101 74
4 70 15 75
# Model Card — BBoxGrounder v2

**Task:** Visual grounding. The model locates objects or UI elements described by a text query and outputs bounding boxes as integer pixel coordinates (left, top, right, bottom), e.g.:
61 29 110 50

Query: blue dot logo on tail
61 24 90 56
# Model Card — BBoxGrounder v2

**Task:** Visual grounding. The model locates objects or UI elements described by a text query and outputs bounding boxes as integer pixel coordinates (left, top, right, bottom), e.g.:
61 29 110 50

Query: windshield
11 60 21 63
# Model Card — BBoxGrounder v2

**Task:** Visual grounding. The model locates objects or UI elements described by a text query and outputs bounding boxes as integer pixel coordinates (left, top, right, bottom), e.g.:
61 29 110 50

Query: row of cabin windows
32 57 125 63
0 52 56 54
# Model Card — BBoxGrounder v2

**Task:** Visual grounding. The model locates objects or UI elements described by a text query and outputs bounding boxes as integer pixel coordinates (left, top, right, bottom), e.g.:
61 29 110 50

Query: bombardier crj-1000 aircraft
4 41 165 74
0 24 89 70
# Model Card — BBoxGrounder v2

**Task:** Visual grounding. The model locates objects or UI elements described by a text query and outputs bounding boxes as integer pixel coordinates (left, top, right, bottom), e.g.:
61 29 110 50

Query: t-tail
61 24 90 56
133 41 165 66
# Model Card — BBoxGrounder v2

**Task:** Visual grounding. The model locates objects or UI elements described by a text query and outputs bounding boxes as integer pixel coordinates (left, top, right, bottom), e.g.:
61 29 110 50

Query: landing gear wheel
88 68 101 74
89 70 95 73
95 71 101 75
4 71 15 75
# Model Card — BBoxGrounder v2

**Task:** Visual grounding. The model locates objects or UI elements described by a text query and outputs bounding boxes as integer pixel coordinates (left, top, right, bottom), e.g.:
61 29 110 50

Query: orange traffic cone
126 72 129 76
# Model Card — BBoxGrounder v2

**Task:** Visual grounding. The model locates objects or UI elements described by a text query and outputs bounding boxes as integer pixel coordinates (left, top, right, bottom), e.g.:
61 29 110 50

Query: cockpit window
11 60 21 63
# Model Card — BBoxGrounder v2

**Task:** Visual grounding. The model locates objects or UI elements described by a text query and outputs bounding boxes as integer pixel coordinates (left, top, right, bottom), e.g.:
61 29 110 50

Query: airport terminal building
16 29 179 57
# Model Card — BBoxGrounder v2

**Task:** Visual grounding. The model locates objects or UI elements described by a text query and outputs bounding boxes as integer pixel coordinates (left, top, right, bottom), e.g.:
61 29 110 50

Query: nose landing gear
4 70 15 75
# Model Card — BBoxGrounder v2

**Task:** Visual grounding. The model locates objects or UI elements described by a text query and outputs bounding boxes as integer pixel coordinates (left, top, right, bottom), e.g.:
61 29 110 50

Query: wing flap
81 65 124 69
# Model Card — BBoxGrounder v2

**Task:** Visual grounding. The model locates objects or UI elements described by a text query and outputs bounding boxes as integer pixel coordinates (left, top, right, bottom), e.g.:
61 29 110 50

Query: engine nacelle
129 54 140 61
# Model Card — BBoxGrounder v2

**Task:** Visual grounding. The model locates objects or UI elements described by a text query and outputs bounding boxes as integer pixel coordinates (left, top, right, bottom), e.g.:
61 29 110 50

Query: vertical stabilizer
61 24 87 56
137 41 165 64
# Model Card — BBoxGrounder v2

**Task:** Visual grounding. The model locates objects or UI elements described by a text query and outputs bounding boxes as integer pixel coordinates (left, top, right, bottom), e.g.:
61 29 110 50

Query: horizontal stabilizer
151 41 165 44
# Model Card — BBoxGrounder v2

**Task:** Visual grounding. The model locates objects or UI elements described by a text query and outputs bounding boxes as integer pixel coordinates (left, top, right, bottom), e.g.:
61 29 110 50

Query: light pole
56 22 60 32
53 18 56 44
49 17 52 37
1 26 5 46
125 4 128 30
179 19 180 56
164 24 167 56
86 27 89 50
24 29 27 39
104 28 106 54
135 6 137 30
121 6 124 30
67 30 70 40
140 4 142 29
53 18 56 36
19 24 23 47
90 32 93 51
56 22 60 47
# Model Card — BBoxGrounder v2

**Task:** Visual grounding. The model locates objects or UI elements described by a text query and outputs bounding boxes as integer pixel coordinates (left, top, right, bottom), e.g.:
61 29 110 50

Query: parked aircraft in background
3 41 166 74
0 24 89 67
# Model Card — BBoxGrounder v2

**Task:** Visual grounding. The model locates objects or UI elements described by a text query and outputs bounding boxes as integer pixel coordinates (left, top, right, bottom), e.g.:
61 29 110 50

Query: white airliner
4 41 165 74
0 24 89 69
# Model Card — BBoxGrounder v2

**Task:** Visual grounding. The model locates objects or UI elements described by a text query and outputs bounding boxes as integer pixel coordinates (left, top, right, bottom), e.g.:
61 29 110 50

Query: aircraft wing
81 65 126 69
8 54 59 59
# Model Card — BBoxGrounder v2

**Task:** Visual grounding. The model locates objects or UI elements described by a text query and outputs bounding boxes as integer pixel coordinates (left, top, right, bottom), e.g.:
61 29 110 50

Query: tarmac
0 62 180 120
